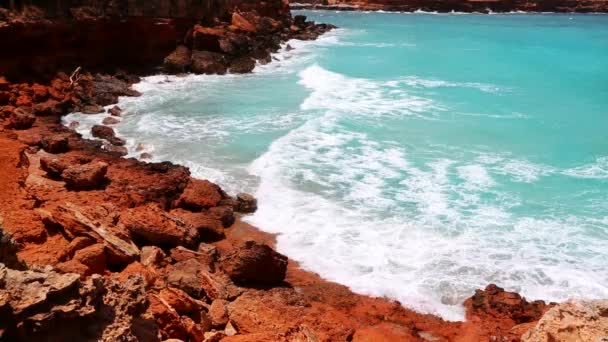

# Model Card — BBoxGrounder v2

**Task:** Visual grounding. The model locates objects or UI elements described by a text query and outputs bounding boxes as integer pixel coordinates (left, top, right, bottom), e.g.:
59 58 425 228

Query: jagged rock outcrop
0 264 154 341
522 300 608 342
220 240 288 286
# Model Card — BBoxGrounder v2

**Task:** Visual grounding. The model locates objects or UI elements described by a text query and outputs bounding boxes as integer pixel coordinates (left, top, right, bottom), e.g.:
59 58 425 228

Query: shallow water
65 11 608 320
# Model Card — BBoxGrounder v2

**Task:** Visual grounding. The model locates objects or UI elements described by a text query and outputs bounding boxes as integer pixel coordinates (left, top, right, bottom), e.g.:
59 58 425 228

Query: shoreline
1 3 606 341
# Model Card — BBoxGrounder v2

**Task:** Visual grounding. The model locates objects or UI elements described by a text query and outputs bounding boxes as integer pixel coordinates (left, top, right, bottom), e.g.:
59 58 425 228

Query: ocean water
65 12 608 320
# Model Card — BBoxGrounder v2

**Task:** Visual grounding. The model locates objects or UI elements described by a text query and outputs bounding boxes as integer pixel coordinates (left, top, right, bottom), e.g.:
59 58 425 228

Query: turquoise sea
66 11 608 320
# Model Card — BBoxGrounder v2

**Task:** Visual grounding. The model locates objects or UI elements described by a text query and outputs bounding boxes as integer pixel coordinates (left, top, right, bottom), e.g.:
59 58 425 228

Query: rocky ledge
291 0 608 13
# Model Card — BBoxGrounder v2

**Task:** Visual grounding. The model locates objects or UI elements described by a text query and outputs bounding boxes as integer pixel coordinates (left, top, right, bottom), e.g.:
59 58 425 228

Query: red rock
31 84 48 101
55 259 90 275
207 206 235 228
61 161 108 190
164 45 192 74
191 51 228 75
4 107 35 130
72 243 106 275
148 294 188 341
232 12 256 33
119 203 198 247
181 315 206 341
14 95 32 107
32 99 62 116
40 155 71 176
177 179 223 211
170 208 225 241
41 134 69 153
117 262 159 288
220 240 287 286
192 25 225 52
58 236 95 261
102 143 128 156
352 322 416 341
209 299 229 327
465 284 550 325
159 287 202 314
91 124 125 146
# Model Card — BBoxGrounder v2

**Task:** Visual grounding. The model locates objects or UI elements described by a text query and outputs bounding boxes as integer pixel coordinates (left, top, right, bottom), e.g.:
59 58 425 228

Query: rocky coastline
290 0 608 13
0 1 606 341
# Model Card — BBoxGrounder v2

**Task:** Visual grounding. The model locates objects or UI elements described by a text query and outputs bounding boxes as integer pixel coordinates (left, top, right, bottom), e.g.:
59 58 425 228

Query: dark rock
220 240 287 286
41 135 69 154
81 104 104 114
207 206 235 228
4 108 35 130
102 143 128 157
235 193 257 213
229 57 256 74
91 124 125 146
465 284 550 324
102 116 120 125
108 105 122 117
164 45 192 74
191 51 228 75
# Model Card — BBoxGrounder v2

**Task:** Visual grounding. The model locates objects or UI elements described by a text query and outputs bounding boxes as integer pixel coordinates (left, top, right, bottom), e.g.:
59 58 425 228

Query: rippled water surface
65 12 608 320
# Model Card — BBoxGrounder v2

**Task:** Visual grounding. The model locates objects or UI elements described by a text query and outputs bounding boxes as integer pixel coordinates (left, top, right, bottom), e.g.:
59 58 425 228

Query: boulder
229 57 256 74
191 51 228 75
58 236 95 261
61 161 108 190
465 284 550 324
166 259 208 299
91 124 125 146
81 104 104 114
4 108 35 130
170 209 225 241
40 155 70 177
140 246 167 267
108 105 122 117
164 45 192 74
102 116 120 125
294 15 307 26
102 143 128 156
232 12 256 33
159 287 202 314
148 294 188 341
176 179 223 211
31 84 48 101
119 203 198 247
522 300 608 342
235 193 257 213
72 243 106 275
41 134 69 154
192 26 225 52
207 206 235 228
220 240 287 286
209 299 229 327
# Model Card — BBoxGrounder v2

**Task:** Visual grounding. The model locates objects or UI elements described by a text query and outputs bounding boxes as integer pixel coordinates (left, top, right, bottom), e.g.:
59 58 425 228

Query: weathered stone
108 105 122 117
120 204 198 247
207 206 235 228
4 108 35 130
229 57 256 74
141 246 167 267
177 179 223 211
159 287 202 314
41 135 69 154
72 243 106 275
209 299 229 327
164 45 192 73
220 240 287 286
191 51 228 75
522 300 608 342
235 193 257 213
170 209 225 241
232 12 256 32
102 116 121 125
61 161 108 190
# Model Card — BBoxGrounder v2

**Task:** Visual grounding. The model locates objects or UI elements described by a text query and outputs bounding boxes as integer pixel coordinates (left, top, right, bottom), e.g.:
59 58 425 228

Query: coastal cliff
292 0 608 12
0 0 292 80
